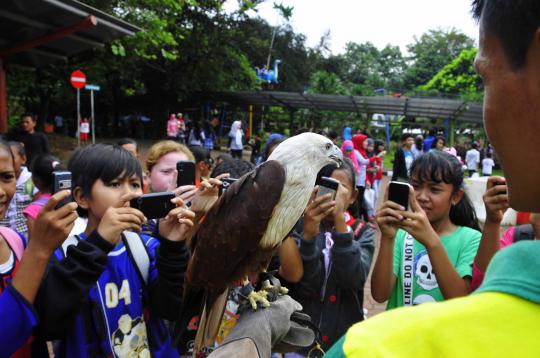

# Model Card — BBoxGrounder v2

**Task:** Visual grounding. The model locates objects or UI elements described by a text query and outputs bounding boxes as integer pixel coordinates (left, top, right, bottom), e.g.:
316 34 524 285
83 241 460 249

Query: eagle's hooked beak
329 144 343 167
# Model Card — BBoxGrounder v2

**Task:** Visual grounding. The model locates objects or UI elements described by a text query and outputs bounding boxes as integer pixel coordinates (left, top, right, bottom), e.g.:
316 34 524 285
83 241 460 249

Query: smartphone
52 171 73 209
177 161 196 187
219 177 238 196
316 176 340 200
130 192 176 219
388 181 410 210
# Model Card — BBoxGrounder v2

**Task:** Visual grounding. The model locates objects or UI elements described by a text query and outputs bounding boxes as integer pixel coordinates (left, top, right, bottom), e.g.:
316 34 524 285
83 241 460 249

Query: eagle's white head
267 132 343 171
261 132 343 248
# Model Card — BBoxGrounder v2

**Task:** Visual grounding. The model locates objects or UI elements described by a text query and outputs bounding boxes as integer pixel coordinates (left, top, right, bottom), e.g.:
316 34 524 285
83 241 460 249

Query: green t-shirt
387 226 481 309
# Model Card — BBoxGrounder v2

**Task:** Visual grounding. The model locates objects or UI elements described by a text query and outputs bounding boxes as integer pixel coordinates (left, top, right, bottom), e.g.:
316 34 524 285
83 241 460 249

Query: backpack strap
122 231 150 286
0 226 24 261
513 224 535 243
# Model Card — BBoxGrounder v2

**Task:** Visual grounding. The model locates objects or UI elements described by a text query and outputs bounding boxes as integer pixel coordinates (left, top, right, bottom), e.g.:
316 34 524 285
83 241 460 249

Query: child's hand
98 193 146 245
158 197 195 241
190 176 223 216
173 184 198 205
398 188 439 249
483 176 508 224
30 190 78 254
303 188 335 241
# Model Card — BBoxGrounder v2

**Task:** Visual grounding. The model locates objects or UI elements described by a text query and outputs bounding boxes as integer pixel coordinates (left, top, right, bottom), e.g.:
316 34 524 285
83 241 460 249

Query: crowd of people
0 0 539 357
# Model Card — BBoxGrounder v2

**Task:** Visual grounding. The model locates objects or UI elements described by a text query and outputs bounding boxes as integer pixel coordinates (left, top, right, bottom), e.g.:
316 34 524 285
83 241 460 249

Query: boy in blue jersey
34 144 195 357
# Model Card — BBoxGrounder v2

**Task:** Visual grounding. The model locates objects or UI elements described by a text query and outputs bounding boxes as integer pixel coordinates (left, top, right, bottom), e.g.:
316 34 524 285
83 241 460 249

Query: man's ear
451 189 464 206
21 155 27 166
73 187 89 210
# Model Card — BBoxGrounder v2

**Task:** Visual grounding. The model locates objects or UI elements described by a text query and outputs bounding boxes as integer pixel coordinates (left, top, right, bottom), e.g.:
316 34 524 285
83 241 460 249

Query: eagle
183 132 343 352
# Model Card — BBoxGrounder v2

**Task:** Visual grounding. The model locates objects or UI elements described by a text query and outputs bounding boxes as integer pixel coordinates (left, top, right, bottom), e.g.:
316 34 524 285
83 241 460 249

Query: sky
224 0 479 55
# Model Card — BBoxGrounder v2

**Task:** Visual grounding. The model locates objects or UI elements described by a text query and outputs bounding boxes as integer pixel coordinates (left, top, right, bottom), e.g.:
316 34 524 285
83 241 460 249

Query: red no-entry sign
70 70 86 89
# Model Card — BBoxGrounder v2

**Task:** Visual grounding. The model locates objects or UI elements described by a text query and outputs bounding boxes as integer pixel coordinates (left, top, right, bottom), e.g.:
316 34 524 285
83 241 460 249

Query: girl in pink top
23 155 61 238
167 114 179 139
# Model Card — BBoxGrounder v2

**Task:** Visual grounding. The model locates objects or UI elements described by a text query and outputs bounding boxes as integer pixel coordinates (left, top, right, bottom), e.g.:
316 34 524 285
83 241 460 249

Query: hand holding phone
483 176 509 224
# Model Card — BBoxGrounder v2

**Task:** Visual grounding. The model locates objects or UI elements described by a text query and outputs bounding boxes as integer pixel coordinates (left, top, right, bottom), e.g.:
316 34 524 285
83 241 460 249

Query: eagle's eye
325 143 332 150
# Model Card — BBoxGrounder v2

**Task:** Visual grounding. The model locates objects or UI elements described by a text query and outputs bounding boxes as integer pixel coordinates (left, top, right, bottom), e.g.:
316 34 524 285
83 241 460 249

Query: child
117 138 139 158
372 151 481 308
289 158 375 352
0 139 78 356
23 154 61 239
465 142 481 177
34 144 195 357
482 152 495 176
391 133 415 182
0 142 36 237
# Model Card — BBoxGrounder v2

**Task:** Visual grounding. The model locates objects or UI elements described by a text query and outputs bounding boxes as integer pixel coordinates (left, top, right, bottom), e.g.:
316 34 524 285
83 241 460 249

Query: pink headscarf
341 140 359 172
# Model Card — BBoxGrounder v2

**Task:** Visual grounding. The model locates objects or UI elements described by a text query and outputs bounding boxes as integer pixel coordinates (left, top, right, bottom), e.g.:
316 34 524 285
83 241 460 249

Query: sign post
70 70 86 146
85 84 100 144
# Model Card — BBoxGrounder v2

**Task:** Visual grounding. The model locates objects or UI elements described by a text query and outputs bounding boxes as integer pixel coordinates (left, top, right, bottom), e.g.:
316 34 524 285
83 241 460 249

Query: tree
403 28 475 89
420 48 483 101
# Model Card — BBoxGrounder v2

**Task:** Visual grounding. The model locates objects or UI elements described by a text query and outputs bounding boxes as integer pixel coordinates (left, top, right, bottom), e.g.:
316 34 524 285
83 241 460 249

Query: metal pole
91 89 95 144
249 105 253 138
77 88 80 147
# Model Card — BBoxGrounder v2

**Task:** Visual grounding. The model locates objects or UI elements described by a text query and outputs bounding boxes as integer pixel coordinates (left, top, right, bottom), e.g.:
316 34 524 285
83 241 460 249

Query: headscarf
352 134 368 158
229 121 243 147
343 127 352 141
341 140 359 172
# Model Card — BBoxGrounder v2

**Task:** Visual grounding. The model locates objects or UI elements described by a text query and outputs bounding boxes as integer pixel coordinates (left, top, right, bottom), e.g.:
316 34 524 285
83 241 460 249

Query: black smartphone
130 192 176 219
52 171 73 209
219 177 238 196
177 161 196 187
388 181 410 210
316 176 340 200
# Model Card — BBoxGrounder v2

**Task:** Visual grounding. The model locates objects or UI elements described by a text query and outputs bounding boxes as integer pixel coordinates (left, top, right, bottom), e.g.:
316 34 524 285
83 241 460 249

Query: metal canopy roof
207 91 484 124
0 0 140 68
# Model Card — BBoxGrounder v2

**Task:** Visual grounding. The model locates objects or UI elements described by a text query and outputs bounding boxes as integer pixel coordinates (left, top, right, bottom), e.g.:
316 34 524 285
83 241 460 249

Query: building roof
206 91 483 123
0 0 140 68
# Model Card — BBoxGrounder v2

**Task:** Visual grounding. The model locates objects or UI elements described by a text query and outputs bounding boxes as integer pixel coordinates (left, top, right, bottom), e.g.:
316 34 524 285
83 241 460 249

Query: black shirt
17 132 50 166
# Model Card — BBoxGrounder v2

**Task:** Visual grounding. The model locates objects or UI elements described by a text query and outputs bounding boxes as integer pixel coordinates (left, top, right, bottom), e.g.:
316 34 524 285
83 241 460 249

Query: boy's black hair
410 151 480 231
486 152 492 158
117 138 137 147
190 146 210 163
68 144 143 217
211 159 254 179
316 157 357 191
21 113 36 121
472 0 540 69
31 154 62 192
401 133 414 142
471 142 478 149
431 136 446 149
8 141 25 157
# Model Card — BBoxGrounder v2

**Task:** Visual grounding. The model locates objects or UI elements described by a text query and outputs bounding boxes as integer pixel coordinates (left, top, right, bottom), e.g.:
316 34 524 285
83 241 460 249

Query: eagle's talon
279 286 289 295
248 290 270 310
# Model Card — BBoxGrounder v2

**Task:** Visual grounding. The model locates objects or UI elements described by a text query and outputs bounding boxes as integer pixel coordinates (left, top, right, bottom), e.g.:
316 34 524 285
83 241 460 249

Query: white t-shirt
466 149 480 171
482 158 495 175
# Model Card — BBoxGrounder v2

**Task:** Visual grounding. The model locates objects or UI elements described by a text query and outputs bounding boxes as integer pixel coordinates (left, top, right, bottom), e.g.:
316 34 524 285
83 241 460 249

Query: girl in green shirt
371 151 481 308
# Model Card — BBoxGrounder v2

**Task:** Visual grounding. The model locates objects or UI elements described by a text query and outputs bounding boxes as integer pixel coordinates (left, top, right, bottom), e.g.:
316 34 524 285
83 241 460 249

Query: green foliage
403 28 475 89
420 48 483 101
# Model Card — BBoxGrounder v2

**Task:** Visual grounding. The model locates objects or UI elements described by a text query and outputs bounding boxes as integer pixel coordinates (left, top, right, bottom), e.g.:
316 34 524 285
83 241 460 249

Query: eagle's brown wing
185 159 286 295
